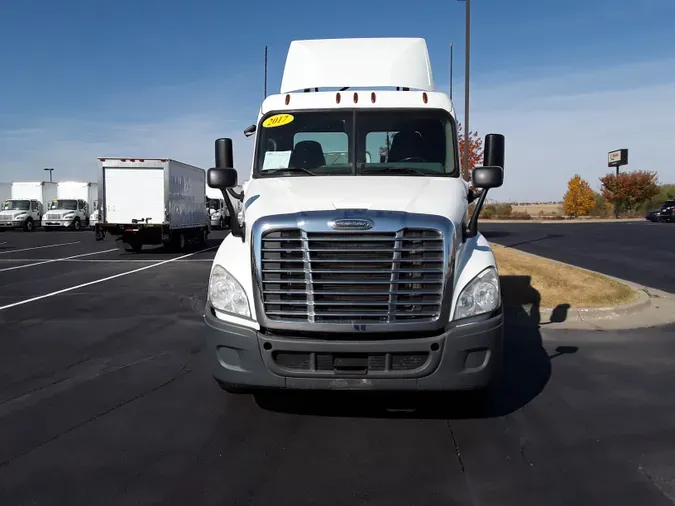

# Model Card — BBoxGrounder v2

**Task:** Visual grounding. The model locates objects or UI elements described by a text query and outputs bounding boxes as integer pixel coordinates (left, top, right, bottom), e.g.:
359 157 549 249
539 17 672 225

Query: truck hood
243 176 469 227
0 210 29 218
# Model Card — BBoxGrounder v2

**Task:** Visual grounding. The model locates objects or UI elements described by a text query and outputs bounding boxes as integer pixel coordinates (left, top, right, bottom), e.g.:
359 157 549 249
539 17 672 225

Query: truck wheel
72 218 81 231
23 218 35 232
125 241 142 253
178 232 186 251
200 228 209 246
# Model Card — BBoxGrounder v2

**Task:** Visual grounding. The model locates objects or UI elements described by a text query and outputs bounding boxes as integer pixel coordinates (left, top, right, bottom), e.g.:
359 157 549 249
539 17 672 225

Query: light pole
459 0 471 179
44 168 54 182
450 42 454 100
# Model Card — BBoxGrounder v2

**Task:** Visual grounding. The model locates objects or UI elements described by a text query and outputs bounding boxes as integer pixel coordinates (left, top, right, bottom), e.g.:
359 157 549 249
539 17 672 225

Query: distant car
646 210 660 222
660 200 675 223
646 200 675 223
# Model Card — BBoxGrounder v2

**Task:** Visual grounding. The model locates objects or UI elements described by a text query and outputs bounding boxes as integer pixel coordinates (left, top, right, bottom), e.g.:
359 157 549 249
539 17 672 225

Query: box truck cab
0 182 57 231
206 187 229 230
0 199 43 231
43 181 97 231
202 38 506 397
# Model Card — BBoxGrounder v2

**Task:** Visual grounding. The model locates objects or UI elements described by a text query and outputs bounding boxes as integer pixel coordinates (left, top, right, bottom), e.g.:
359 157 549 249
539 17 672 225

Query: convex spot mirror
472 166 504 189
208 168 238 189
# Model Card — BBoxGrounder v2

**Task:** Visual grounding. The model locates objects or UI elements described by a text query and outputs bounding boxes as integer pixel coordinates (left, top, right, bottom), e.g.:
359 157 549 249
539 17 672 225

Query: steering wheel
395 156 427 163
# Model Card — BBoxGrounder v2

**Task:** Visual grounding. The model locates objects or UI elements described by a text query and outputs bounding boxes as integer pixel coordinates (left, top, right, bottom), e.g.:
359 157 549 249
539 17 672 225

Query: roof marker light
371 92 376 103
353 92 358 104
336 92 341 104
423 92 428 104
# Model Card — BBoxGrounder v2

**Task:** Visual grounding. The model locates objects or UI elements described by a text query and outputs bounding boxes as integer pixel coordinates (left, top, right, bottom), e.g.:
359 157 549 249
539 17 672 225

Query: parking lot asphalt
1 228 675 505
480 220 675 293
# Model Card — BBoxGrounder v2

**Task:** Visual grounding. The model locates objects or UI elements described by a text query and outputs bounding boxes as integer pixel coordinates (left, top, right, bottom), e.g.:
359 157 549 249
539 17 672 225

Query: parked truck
95 158 210 252
202 37 507 400
0 181 57 231
0 183 10 203
43 181 98 231
206 187 228 230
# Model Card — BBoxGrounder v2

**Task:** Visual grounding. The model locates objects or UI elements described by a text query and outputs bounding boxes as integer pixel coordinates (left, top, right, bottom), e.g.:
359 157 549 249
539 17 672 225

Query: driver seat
289 140 326 169
387 130 427 163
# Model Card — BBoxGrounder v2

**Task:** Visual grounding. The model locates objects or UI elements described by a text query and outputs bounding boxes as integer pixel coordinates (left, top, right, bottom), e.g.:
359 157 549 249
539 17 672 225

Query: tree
457 122 484 179
562 175 596 217
600 170 660 214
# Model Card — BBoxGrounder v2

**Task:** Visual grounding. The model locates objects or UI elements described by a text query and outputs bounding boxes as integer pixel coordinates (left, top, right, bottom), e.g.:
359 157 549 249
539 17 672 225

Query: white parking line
0 258 215 264
0 249 118 273
0 246 218 311
0 241 81 255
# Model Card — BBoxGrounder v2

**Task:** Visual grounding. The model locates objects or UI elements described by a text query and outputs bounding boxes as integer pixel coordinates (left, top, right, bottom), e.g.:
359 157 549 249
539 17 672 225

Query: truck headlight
454 267 500 320
208 264 250 318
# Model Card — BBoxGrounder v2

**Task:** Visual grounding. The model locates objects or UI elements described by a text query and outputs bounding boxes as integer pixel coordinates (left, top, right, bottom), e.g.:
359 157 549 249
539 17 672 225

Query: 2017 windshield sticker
262 114 294 128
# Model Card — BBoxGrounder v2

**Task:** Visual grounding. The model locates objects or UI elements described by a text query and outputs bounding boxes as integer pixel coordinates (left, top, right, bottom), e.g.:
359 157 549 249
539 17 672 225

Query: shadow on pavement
253 275 578 419
481 230 512 239
503 233 564 248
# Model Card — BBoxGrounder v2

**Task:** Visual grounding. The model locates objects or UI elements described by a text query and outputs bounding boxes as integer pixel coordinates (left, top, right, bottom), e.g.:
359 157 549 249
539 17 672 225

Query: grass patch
491 243 638 309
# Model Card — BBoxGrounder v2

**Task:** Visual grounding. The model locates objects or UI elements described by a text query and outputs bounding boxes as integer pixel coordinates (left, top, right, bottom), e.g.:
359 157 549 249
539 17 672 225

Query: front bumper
0 220 24 228
43 219 75 228
203 309 504 392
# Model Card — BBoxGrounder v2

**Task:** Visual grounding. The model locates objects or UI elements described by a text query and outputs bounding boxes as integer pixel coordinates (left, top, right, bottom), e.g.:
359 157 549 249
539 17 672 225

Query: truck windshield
2 200 30 211
253 109 458 178
50 200 77 210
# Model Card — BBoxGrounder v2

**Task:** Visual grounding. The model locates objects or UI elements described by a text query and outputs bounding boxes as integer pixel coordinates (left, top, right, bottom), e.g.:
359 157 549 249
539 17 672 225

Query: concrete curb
495 245 675 330
485 218 645 224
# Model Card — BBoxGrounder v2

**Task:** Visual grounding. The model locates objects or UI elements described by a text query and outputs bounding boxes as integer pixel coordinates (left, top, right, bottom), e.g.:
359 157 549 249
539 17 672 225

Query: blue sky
2 0 675 201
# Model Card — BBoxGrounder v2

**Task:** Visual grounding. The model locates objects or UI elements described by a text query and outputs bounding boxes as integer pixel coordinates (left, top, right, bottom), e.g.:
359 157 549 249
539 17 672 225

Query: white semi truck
95 158 210 252
0 181 57 231
43 181 98 231
202 37 506 398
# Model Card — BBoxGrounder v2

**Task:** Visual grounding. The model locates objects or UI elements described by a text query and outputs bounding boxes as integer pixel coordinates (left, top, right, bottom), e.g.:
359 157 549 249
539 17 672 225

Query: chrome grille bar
260 228 444 325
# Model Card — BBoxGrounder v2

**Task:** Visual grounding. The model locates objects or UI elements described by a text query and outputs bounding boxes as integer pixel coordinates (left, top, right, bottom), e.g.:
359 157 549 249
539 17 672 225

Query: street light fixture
44 168 54 182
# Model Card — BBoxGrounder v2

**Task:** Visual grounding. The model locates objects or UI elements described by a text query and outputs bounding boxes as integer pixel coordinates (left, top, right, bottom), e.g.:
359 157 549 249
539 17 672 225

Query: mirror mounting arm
464 187 490 240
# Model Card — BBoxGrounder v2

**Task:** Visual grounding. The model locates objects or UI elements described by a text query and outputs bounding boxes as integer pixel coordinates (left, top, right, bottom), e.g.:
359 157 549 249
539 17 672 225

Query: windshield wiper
358 166 428 176
262 167 317 176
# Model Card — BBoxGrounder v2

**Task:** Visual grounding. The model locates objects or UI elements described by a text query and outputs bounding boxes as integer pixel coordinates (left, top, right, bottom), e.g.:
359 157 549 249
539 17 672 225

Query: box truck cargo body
43 181 98 230
0 183 10 202
0 181 57 231
96 158 210 252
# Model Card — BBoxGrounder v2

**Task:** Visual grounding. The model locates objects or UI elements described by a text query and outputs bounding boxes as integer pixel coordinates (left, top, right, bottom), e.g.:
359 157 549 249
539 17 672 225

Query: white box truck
0 183 10 203
43 181 98 231
201 38 507 400
0 181 57 231
95 158 210 252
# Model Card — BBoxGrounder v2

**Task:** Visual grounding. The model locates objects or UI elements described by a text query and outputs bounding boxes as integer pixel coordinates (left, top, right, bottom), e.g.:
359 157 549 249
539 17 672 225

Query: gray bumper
203 309 504 392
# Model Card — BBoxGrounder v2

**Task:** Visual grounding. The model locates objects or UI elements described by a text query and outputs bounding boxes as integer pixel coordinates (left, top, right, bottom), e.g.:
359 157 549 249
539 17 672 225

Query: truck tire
176 232 186 252
125 241 142 253
72 218 81 231
23 218 35 232
200 228 209 246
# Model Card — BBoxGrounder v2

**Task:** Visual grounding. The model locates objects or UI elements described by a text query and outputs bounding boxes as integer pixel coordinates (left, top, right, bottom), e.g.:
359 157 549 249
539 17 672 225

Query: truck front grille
260 228 445 324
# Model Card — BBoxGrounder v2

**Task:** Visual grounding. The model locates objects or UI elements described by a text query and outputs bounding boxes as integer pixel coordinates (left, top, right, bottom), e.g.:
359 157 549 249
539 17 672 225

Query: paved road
480 220 675 293
1 229 675 505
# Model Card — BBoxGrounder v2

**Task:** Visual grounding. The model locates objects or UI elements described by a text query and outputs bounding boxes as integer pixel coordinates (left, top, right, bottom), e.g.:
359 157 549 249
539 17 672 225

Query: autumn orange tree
600 170 659 214
457 122 484 179
562 175 596 217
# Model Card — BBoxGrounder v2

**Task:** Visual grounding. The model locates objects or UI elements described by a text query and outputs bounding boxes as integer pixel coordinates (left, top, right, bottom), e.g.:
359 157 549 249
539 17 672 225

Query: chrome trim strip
251 209 456 334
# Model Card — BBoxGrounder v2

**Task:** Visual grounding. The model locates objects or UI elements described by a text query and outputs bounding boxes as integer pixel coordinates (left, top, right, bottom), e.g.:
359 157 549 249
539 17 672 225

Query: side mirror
483 133 505 170
212 137 245 240
207 168 238 189
244 124 256 137
472 166 504 189
464 133 505 240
